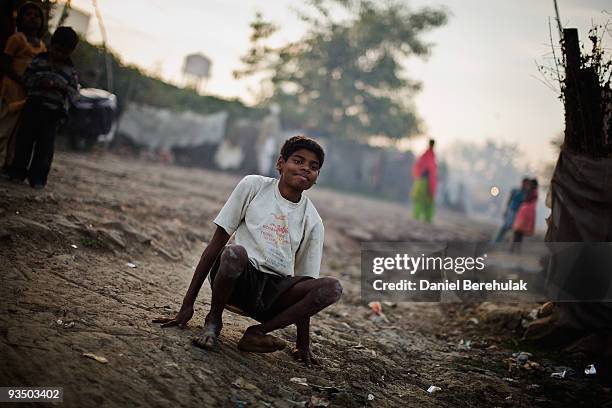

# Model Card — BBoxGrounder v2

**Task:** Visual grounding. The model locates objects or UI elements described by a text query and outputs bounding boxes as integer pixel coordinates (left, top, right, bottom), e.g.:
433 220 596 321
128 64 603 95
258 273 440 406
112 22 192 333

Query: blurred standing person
0 2 46 171
411 139 437 223
511 178 538 253
6 27 79 189
495 177 530 242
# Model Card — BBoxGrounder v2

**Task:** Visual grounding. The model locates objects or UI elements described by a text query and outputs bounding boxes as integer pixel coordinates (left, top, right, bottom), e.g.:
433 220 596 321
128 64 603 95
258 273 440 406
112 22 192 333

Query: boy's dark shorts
208 252 312 322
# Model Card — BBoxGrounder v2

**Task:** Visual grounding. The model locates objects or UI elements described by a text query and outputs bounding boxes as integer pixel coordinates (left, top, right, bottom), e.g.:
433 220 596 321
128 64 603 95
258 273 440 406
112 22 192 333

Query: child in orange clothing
511 179 538 252
0 2 46 169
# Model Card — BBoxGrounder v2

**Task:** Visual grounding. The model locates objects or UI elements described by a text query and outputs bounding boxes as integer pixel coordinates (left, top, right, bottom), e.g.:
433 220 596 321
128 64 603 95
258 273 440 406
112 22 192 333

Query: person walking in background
495 177 530 242
411 139 437 224
6 27 79 189
0 2 46 171
511 178 538 253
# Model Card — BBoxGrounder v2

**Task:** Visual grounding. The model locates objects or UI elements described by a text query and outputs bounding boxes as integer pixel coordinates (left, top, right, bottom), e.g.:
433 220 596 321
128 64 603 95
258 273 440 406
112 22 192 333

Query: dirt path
1 151 609 407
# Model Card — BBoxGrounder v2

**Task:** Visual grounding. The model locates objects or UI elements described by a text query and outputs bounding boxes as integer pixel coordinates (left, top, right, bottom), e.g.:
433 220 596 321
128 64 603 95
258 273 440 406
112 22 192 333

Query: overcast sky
70 0 610 168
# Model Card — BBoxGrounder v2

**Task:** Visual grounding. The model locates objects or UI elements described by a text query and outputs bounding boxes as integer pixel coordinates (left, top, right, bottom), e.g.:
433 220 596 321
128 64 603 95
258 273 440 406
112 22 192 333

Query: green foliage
235 0 448 140
71 39 262 119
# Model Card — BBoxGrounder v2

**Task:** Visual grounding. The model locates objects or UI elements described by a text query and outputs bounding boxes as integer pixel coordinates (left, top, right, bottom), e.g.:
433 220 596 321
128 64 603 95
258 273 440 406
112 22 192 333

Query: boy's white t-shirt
214 175 324 278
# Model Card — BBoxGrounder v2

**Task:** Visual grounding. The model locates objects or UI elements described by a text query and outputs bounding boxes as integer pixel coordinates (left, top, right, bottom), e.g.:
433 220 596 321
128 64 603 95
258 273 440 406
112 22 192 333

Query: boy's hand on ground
152 304 194 329
292 347 319 367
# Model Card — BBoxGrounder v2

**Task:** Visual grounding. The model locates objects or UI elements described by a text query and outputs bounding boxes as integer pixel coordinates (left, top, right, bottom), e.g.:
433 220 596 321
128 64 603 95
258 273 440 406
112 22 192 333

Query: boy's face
277 148 321 191
49 43 74 63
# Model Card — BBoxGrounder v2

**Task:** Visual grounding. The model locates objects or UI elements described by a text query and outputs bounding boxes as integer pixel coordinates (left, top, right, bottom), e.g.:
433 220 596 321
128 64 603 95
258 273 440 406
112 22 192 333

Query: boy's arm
153 225 230 328
183 226 230 306
292 219 325 366
63 69 79 105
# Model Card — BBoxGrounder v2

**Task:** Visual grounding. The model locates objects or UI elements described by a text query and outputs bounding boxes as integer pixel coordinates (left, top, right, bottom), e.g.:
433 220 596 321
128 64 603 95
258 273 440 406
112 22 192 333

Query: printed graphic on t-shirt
261 213 291 272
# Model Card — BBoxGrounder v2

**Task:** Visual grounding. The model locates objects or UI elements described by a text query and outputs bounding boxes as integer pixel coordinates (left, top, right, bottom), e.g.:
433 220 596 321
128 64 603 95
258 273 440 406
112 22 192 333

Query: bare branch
548 17 564 97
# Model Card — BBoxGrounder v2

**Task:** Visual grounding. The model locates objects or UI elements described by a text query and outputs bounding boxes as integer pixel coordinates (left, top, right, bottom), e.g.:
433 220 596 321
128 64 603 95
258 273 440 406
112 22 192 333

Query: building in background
182 53 211 94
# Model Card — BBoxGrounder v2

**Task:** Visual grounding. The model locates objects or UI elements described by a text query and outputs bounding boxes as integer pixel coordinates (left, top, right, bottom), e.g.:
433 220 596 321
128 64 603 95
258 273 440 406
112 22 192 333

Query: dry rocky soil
1 151 610 407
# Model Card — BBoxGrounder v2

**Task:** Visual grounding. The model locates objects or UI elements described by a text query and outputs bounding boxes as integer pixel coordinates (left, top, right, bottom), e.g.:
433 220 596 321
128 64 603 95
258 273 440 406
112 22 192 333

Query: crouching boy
154 136 342 366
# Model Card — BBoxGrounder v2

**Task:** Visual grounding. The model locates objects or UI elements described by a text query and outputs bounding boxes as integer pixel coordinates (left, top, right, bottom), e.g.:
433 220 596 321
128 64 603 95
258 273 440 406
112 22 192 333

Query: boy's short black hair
51 26 79 50
16 2 45 38
280 136 325 168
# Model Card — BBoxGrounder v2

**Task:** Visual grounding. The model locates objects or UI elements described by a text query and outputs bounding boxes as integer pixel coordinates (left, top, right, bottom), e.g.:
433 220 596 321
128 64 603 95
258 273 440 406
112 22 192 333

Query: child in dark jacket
7 26 79 188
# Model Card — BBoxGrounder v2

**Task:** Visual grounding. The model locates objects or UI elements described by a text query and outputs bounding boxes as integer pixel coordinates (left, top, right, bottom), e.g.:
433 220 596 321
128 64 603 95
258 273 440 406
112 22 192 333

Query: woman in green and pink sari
411 139 437 224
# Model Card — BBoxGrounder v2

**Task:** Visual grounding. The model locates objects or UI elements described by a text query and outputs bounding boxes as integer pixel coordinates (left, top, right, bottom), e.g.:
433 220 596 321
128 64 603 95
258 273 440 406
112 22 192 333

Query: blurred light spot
490 186 500 197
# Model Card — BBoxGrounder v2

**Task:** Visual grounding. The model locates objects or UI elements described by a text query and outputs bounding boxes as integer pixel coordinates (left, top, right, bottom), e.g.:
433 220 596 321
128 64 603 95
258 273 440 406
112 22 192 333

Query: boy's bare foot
192 321 221 350
237 327 286 353
291 347 319 367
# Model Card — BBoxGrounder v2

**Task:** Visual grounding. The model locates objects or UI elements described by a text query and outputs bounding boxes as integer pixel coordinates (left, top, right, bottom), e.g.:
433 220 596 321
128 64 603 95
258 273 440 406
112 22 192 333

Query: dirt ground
1 151 610 407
